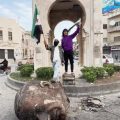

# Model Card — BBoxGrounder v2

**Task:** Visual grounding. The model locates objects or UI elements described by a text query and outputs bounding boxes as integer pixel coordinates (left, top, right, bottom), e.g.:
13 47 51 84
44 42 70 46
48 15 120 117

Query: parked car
103 54 114 64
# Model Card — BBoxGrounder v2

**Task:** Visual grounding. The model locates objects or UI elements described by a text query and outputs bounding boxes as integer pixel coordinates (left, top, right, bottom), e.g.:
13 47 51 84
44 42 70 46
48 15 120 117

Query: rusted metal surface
14 81 70 120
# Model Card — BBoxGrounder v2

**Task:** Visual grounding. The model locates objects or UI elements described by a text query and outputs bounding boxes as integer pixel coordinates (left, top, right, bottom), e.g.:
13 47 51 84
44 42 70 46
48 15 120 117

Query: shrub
103 64 114 68
20 65 33 77
81 67 97 82
81 67 96 74
18 64 34 71
84 71 97 83
36 67 54 80
104 65 115 76
95 67 105 79
113 65 120 72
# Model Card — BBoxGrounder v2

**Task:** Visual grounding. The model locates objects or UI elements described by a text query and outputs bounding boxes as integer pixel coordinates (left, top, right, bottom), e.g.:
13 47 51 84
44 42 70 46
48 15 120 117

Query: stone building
22 31 34 62
0 17 34 64
107 8 120 60
33 0 103 69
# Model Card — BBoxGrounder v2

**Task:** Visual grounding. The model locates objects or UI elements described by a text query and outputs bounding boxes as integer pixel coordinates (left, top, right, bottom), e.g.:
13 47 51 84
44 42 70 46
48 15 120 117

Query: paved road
69 94 120 120
0 75 18 120
1 74 120 120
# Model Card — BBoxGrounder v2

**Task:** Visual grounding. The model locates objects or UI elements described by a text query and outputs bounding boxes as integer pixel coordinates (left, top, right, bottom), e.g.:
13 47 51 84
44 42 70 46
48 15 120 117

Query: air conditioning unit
109 20 116 26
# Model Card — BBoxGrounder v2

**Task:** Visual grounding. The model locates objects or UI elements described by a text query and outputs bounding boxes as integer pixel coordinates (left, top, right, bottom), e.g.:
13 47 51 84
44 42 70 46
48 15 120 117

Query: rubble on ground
80 97 105 112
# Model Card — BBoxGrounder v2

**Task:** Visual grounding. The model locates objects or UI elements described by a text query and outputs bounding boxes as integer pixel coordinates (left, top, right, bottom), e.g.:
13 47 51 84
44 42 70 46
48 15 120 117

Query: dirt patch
95 72 120 85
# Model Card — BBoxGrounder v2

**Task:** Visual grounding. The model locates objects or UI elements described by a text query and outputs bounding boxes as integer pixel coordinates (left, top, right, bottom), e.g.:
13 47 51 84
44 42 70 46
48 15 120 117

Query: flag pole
68 19 81 32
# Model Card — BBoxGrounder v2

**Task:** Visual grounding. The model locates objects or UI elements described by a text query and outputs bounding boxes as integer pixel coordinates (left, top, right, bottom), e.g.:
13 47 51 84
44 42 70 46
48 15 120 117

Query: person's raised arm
69 24 80 39
44 39 52 51
44 39 48 48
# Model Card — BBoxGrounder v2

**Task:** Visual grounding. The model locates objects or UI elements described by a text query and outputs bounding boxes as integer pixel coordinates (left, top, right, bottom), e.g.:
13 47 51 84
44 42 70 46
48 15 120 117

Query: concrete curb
6 74 25 91
64 81 120 97
6 74 120 97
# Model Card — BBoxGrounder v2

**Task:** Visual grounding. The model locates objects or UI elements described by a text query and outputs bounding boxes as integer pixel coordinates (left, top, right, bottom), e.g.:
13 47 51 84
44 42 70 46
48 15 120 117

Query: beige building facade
0 17 34 64
22 31 34 61
33 0 104 69
106 8 120 60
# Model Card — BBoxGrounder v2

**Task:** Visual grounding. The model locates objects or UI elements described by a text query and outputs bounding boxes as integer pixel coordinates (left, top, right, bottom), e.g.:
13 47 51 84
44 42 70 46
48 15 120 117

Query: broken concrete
81 97 104 112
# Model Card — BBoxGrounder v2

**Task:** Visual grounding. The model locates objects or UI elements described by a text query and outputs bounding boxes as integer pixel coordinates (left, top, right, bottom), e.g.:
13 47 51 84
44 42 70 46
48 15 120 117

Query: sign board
114 0 120 5
111 46 120 50
102 0 120 14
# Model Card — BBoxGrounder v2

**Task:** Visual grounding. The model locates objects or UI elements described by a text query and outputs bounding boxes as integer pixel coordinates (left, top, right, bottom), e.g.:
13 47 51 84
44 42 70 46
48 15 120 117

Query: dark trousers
0 66 6 71
64 51 74 72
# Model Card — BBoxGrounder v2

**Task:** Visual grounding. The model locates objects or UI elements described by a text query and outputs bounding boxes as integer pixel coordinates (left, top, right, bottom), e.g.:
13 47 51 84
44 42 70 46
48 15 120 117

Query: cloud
0 1 32 30
13 2 32 30
0 4 17 20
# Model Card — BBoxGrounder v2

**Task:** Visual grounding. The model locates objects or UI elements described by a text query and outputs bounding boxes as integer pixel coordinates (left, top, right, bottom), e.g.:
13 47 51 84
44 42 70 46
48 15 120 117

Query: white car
103 54 114 64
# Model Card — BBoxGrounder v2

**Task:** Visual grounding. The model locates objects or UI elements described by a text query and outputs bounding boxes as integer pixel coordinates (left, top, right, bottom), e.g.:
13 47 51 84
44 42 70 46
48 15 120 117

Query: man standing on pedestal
44 39 64 82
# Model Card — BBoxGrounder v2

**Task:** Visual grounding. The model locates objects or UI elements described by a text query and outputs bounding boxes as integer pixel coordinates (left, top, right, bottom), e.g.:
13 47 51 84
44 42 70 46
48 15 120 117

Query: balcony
108 26 120 33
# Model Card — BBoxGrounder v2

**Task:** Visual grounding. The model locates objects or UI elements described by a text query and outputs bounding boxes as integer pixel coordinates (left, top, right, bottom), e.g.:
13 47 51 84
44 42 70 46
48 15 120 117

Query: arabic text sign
114 0 120 5
102 0 120 14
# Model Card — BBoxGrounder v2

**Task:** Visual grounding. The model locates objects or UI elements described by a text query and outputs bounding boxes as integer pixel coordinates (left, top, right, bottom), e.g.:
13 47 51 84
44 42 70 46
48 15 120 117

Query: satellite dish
109 20 115 26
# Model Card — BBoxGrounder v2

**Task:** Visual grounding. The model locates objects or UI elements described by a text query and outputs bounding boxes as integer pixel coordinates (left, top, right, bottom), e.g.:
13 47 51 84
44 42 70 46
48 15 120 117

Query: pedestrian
62 24 80 75
0 58 8 71
115 54 118 62
44 39 64 82
13 56 16 63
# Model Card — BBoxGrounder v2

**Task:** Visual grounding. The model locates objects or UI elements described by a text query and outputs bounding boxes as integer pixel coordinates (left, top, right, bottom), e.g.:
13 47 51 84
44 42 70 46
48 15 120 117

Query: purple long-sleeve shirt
62 25 80 52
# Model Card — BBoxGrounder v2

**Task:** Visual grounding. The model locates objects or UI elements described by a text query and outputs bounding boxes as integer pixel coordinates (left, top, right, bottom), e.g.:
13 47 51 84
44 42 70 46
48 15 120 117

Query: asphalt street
0 75 18 120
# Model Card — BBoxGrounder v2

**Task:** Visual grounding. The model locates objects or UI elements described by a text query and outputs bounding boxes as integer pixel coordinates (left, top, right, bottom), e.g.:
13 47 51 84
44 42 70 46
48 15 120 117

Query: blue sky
0 0 32 30
0 0 77 40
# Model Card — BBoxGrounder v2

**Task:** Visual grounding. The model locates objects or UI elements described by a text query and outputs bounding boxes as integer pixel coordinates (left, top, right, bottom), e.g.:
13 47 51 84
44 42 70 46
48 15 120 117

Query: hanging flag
31 4 43 44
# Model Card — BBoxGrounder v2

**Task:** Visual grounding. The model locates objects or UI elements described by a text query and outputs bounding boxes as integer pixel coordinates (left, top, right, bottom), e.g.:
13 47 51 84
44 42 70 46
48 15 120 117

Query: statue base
62 73 75 85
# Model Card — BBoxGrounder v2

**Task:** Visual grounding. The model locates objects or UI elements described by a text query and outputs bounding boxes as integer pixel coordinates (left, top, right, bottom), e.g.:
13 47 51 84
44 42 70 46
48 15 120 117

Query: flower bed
81 64 120 83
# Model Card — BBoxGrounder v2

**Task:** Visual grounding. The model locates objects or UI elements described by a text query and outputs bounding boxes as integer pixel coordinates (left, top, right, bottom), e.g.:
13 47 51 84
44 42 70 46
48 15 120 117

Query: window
103 24 107 29
0 30 3 40
0 49 5 59
26 40 28 46
25 49 27 55
103 38 108 43
23 49 24 57
114 36 120 42
8 49 14 59
115 22 119 27
22 35 24 43
8 31 12 41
